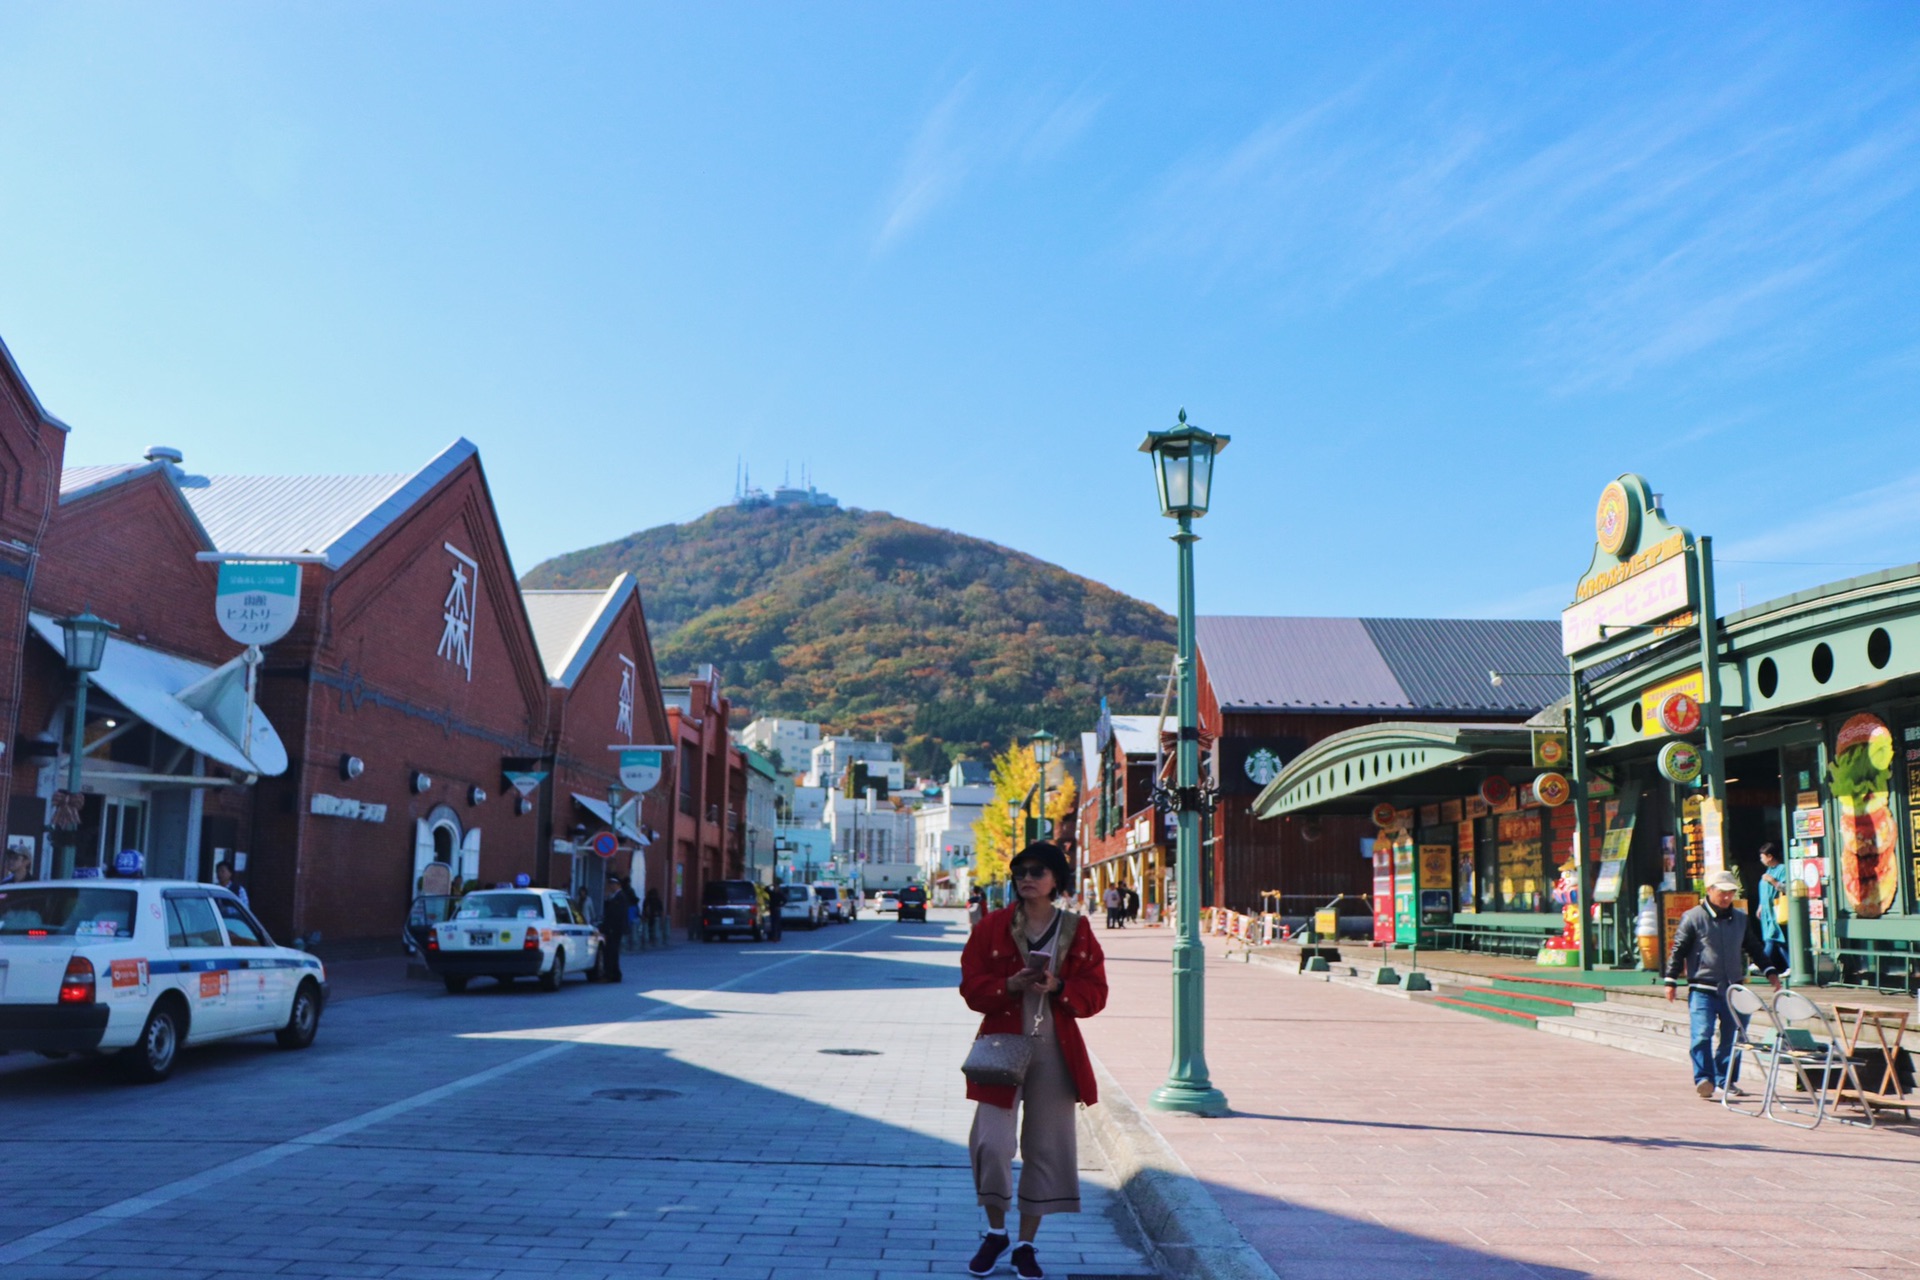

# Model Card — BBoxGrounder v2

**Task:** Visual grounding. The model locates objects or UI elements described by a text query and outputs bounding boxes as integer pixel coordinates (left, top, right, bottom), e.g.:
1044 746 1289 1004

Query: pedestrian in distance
600 874 637 981
765 879 784 942
1 849 30 883
960 841 1108 1280
968 884 988 928
213 860 248 907
641 886 664 946
1664 868 1781 1099
1103 883 1121 930
1122 884 1139 927
1757 844 1790 976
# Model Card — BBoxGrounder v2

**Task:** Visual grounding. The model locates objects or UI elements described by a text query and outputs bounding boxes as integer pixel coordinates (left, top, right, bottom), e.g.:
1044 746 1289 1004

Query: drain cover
819 1048 881 1056
591 1087 684 1102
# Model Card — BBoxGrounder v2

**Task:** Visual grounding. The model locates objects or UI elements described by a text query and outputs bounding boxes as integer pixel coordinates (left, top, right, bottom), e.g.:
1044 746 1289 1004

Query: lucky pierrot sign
1560 474 1699 661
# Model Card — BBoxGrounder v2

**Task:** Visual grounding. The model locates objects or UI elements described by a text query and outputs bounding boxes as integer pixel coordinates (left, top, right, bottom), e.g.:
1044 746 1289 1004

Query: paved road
0 910 1154 1280
1083 925 1920 1280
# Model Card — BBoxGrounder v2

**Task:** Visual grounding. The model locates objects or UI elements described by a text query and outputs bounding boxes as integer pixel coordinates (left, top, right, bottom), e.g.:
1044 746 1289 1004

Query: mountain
520 503 1174 773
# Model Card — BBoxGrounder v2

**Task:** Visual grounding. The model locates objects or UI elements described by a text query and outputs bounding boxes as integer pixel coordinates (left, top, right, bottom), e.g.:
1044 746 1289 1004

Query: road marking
0 920 893 1265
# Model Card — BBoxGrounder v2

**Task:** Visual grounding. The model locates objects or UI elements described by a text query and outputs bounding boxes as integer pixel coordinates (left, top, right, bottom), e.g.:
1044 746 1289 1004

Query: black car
896 884 928 922
700 880 766 941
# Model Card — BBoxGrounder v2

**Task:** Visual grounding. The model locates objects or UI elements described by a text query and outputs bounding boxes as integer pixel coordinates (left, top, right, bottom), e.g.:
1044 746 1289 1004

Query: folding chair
1720 985 1772 1118
1761 990 1872 1130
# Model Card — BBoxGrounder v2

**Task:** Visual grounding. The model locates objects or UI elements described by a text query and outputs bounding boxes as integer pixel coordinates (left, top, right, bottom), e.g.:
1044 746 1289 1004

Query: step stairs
1429 994 1539 1028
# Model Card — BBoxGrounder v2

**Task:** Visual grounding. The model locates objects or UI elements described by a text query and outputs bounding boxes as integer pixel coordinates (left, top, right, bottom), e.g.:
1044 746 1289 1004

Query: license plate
469 932 493 945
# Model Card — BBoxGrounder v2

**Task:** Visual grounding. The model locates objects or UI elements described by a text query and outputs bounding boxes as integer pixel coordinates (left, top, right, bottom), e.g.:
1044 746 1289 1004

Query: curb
1082 1056 1280 1280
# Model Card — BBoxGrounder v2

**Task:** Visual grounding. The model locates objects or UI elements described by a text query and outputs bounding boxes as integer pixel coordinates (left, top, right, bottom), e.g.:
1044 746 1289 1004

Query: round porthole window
1812 642 1834 685
1630 703 1644 734
1757 657 1778 699
1868 627 1892 670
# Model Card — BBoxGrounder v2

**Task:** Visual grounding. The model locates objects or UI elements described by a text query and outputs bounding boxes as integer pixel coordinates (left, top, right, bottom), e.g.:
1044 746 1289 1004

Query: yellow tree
972 741 1077 888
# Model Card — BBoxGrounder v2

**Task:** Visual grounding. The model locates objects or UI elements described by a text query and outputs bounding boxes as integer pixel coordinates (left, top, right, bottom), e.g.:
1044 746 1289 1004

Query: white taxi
424 888 602 993
0 878 328 1083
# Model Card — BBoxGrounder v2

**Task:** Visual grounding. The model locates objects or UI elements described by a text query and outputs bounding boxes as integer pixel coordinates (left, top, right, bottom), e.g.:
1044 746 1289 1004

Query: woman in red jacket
959 842 1108 1280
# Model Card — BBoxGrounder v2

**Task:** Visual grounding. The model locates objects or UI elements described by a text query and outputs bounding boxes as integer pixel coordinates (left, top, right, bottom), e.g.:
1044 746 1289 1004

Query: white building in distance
737 717 821 777
808 735 904 791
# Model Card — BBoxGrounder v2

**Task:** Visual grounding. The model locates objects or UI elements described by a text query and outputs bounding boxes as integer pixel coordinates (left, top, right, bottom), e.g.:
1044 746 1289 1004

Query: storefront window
1495 810 1545 911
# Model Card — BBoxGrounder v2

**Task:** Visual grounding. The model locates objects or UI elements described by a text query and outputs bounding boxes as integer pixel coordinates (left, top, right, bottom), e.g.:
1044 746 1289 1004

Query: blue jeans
1688 987 1744 1088
1760 937 1789 976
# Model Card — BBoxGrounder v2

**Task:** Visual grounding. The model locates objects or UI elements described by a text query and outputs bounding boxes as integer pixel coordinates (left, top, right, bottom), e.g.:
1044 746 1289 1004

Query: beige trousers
969 993 1080 1218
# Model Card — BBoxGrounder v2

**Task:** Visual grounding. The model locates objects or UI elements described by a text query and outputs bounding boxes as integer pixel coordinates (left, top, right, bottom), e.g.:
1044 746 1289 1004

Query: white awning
30 614 288 777
571 792 649 845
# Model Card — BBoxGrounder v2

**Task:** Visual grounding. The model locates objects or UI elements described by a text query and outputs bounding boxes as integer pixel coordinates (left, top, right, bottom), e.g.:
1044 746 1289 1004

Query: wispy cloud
1128 27 1920 391
874 77 1104 252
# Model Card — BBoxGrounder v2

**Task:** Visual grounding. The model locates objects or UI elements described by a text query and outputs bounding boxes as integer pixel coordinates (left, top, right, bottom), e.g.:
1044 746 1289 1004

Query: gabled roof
58 439 476 570
0 333 72 433
1109 714 1163 759
521 574 638 687
1197 615 1564 714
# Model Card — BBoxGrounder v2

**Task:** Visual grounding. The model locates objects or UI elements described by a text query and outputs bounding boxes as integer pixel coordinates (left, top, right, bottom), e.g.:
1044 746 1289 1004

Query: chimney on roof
145 446 184 466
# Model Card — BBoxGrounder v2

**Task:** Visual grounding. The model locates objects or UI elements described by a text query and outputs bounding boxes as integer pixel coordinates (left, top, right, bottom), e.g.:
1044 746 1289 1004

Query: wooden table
1830 1004 1914 1123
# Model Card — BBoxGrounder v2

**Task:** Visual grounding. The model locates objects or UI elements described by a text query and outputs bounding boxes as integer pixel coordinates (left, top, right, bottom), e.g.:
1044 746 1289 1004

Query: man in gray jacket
1664 869 1781 1098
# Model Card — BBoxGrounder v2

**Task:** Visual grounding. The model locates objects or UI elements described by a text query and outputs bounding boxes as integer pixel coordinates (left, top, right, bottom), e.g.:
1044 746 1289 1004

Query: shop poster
1830 713 1897 918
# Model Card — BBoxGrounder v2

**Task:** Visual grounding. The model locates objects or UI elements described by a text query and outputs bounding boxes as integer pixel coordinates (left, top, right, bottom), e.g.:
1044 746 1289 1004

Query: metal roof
1109 714 1163 759
1197 615 1563 714
179 472 409 560
60 463 149 498
1197 617 1408 711
1360 617 1564 713
522 576 636 686
58 439 478 569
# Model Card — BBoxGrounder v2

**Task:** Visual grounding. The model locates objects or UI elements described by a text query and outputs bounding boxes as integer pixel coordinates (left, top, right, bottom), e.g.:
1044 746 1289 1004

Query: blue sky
3 4 1918 621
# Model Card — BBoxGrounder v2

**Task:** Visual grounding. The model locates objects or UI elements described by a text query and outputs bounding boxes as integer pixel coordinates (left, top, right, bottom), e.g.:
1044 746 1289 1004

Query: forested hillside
522 504 1173 773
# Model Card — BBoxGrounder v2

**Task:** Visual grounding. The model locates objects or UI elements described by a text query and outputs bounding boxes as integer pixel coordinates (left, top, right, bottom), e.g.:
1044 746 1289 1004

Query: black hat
1009 841 1072 898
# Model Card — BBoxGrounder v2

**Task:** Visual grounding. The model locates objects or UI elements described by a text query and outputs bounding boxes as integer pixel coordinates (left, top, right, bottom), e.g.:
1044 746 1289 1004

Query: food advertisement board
1831 713 1897 918
1372 839 1395 944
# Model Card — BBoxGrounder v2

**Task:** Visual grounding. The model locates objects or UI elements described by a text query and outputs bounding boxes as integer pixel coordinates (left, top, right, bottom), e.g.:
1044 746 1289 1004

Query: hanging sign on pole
215 562 302 646
608 745 672 793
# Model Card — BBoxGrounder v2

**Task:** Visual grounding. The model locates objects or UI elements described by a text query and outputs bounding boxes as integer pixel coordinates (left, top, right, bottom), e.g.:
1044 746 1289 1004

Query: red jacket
959 904 1108 1108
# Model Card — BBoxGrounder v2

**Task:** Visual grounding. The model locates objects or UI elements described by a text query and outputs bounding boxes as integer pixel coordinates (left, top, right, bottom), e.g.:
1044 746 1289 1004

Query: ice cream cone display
1829 713 1897 919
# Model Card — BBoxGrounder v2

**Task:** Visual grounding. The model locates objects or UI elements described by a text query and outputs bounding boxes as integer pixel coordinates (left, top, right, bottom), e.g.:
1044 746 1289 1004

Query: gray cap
1704 869 1741 893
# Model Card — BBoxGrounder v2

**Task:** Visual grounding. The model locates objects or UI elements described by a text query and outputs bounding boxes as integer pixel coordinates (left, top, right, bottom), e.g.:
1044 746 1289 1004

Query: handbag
962 940 1056 1088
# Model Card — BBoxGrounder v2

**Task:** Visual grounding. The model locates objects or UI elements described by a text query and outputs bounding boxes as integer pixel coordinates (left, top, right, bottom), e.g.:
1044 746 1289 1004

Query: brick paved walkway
1 914 1153 1280
1080 926 1920 1280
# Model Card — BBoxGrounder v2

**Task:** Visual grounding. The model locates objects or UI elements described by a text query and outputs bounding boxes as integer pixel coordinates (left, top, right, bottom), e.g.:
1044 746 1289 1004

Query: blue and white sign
618 749 664 794
113 848 145 878
216 562 302 646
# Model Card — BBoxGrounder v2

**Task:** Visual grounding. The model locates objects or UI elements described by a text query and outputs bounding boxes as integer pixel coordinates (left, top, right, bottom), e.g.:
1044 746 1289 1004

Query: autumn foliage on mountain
520 503 1174 772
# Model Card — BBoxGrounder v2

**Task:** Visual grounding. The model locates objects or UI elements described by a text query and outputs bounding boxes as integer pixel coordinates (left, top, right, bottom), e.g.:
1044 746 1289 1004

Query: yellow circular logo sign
1534 771 1571 807
1595 480 1636 559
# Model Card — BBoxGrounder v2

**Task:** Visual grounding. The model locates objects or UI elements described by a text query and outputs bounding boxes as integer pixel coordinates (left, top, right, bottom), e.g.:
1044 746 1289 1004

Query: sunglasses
1011 865 1053 880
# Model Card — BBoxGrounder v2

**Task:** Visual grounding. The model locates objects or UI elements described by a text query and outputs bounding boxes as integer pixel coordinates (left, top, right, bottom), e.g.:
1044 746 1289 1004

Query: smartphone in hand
1024 950 1051 975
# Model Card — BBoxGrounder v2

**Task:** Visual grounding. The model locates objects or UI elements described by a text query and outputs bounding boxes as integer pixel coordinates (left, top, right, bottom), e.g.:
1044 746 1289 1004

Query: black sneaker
967 1233 1010 1277
1010 1243 1044 1279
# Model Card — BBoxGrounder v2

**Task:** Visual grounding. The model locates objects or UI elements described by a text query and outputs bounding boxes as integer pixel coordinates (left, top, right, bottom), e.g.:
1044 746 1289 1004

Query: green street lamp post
1141 410 1229 1116
1030 730 1055 844
56 610 117 878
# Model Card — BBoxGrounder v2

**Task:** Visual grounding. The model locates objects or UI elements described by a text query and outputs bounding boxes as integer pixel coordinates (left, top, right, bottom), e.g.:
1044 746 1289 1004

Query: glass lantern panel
1161 447 1194 512
1188 442 1215 514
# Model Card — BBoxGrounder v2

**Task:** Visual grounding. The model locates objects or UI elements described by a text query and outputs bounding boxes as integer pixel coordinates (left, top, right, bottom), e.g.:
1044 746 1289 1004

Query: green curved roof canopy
1251 721 1536 819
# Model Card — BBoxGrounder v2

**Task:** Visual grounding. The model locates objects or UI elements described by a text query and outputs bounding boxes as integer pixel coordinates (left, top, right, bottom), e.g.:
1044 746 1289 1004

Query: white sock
985 1227 1008 1238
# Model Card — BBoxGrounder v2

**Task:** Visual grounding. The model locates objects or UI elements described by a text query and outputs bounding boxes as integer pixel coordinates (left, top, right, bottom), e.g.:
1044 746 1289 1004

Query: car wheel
751 925 765 942
590 946 607 982
541 949 566 991
276 980 322 1050
120 998 184 1083
443 975 470 994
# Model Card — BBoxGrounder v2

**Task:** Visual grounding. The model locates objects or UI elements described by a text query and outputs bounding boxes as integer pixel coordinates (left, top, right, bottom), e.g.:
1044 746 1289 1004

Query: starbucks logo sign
1244 748 1284 787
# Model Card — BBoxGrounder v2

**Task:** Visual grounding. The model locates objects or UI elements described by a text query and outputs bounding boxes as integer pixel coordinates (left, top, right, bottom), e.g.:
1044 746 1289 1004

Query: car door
212 894 284 1031
162 892 241 1041
547 895 584 972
